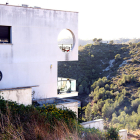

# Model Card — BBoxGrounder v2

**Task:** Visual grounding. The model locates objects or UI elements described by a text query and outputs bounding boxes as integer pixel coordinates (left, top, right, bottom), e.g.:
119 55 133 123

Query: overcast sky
1 0 140 40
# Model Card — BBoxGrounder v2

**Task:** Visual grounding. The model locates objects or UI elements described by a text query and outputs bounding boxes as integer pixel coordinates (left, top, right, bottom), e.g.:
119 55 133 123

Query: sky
1 0 140 40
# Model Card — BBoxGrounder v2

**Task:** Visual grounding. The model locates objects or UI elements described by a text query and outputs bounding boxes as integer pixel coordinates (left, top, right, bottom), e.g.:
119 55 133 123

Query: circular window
58 29 75 52
0 71 2 81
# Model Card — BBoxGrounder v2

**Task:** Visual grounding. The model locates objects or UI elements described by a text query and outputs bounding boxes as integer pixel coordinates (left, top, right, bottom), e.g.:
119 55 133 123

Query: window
0 26 11 43
57 29 75 52
0 71 2 81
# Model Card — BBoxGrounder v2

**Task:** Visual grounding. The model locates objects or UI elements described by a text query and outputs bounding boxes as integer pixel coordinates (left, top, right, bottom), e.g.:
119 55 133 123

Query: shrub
92 103 99 115
97 100 105 111
91 77 107 89
131 98 140 109
118 74 136 85
122 89 127 96
78 85 83 94
0 99 77 140
132 59 140 63
85 103 92 121
105 127 119 140
105 84 110 90
102 102 114 118
115 54 121 60
136 42 140 47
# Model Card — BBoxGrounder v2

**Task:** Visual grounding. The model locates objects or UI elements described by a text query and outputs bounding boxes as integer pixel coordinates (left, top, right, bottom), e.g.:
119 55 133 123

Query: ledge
57 92 78 98
0 43 13 45
80 119 104 125
0 85 39 91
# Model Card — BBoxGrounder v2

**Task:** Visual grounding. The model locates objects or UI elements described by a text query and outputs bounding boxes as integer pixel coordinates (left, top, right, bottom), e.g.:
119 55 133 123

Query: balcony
57 77 78 98
58 44 72 52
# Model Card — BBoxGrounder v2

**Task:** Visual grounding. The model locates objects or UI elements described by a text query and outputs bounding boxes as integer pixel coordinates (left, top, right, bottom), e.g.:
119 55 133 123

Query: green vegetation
0 98 120 140
115 54 121 60
58 41 140 131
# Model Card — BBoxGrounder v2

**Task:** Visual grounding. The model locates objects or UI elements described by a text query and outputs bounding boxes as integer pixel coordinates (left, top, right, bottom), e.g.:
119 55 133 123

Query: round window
58 29 75 52
0 71 2 81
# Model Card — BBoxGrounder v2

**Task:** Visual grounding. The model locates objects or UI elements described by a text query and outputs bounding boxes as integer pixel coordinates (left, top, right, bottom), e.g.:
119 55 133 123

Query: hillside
58 43 130 104
58 42 140 130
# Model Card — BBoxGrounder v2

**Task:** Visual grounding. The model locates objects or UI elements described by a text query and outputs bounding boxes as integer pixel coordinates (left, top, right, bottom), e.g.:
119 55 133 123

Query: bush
115 54 121 60
105 84 110 90
92 103 99 115
102 102 114 118
137 105 140 114
78 85 83 94
131 98 140 109
85 103 92 121
0 99 77 140
105 127 119 140
91 77 107 89
118 74 136 85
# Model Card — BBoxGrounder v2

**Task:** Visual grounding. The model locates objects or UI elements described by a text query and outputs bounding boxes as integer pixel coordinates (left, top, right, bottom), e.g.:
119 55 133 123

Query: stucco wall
80 119 104 131
56 101 79 117
119 129 127 140
0 88 32 105
0 4 78 99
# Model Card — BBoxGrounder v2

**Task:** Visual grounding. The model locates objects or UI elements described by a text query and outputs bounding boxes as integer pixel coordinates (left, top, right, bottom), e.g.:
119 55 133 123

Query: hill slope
58 42 140 130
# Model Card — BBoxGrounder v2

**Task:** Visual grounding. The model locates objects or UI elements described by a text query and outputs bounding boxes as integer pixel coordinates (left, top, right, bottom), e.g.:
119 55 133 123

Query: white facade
0 4 78 99
0 87 32 105
80 119 104 131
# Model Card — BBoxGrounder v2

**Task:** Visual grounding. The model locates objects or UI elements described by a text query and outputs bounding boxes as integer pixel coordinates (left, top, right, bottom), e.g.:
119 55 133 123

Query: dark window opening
0 71 2 81
0 26 11 43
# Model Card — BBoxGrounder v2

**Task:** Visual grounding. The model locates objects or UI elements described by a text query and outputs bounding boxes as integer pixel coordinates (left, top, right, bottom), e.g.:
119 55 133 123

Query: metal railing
57 77 76 94
58 44 73 52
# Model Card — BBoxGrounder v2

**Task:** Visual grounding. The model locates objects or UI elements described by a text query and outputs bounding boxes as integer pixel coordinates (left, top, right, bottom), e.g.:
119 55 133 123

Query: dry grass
129 129 140 136
0 105 104 140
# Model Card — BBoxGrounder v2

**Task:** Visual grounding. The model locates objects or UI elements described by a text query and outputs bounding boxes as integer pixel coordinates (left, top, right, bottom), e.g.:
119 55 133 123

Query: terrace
57 77 78 98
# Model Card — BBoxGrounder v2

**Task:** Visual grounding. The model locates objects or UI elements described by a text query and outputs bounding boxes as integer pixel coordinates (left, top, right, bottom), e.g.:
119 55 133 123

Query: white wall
80 119 104 131
0 88 32 105
56 101 79 117
0 4 78 99
119 129 127 140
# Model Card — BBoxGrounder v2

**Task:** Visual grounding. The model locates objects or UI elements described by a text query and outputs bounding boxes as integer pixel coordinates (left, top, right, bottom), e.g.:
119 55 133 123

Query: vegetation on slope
58 42 130 106
58 41 140 130
0 98 109 140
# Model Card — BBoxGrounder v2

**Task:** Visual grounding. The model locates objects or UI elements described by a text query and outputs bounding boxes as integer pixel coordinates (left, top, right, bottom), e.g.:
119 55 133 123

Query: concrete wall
0 4 78 99
57 92 78 98
119 129 127 140
81 120 127 139
80 119 104 131
0 88 32 105
56 101 79 117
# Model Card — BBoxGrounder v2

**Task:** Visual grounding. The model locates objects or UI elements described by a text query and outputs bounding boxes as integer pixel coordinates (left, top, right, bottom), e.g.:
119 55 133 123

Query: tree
78 85 83 94
85 103 92 121
109 40 114 45
102 102 114 118
97 38 102 43
85 87 89 94
129 42 132 46
124 106 128 113
93 38 97 43
92 103 99 114
115 54 121 60
81 80 88 88
93 38 102 45
137 105 140 114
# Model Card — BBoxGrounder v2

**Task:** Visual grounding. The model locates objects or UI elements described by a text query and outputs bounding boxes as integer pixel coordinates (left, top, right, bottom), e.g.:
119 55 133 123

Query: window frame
0 25 12 44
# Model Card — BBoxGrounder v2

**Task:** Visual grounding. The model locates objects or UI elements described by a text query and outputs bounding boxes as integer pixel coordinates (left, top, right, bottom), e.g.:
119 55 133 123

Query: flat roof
0 85 39 91
0 4 78 13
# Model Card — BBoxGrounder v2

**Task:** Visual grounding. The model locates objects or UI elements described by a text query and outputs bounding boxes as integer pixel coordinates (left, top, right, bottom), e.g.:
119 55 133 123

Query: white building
0 4 78 101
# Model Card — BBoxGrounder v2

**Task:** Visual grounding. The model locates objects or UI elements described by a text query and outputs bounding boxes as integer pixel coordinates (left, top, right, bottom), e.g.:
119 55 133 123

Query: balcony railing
57 77 76 94
58 44 72 52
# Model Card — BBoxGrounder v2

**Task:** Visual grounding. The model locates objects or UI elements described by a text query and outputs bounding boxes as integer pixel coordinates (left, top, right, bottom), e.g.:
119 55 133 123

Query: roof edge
0 4 79 13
